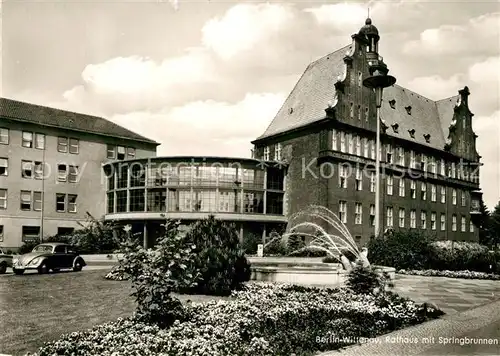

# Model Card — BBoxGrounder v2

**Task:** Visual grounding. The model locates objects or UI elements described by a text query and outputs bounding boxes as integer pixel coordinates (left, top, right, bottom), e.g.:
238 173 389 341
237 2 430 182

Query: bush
18 239 40 254
289 248 327 257
368 230 436 270
287 235 306 253
241 232 261 255
124 220 200 327
398 269 500 280
263 234 288 256
180 216 251 296
429 241 499 273
346 262 394 295
31 283 444 356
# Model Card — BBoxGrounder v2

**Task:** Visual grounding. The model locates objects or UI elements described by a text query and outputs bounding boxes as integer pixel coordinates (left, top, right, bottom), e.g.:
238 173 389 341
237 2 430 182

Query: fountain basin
250 260 395 286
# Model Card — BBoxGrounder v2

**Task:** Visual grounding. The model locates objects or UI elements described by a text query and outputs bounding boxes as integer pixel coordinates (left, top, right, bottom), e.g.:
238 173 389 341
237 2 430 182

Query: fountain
250 205 395 286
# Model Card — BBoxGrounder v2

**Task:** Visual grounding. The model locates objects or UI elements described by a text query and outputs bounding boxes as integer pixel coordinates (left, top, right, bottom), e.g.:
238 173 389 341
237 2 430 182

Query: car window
54 245 66 253
33 245 54 253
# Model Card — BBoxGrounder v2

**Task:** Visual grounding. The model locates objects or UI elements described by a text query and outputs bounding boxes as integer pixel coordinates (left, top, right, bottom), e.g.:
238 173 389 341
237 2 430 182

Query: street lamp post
363 59 396 238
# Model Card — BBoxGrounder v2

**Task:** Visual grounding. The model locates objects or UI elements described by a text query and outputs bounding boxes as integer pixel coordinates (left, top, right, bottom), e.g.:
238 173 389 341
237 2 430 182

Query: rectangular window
22 131 33 148
0 225 3 242
399 208 405 228
420 154 427 171
355 135 361 156
440 159 446 175
339 165 348 189
33 191 42 211
387 207 394 227
107 145 116 159
0 189 7 209
0 128 8 144
34 162 43 180
20 190 32 210
441 214 446 231
431 212 437 231
386 143 393 164
57 137 68 152
355 168 363 191
332 129 337 151
461 190 467 206
22 226 40 243
117 146 126 160
370 140 375 159
441 186 446 203
421 182 427 200
339 200 347 224
340 132 346 152
263 147 270 161
274 143 282 160
429 156 436 174
410 180 416 199
397 147 405 166
58 164 67 182
410 209 416 228
451 162 456 179
470 220 475 233
370 204 375 227
69 138 79 154
355 203 362 224
363 138 369 157
410 150 416 169
348 133 354 154
387 175 393 196
0 158 7 176
452 189 457 205
127 147 136 158
56 193 66 212
461 216 466 232
421 211 427 229
399 178 405 197
431 184 437 202
107 192 115 214
370 172 375 192
68 166 79 183
21 160 33 179
35 133 45 149
452 214 457 231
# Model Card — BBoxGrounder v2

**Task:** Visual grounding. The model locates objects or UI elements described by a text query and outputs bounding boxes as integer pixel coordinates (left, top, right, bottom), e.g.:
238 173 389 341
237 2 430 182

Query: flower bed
398 269 500 280
27 282 443 356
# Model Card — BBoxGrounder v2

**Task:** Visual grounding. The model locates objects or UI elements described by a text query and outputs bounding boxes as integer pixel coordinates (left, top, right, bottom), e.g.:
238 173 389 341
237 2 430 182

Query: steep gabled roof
256 44 351 140
254 48 460 152
0 97 159 145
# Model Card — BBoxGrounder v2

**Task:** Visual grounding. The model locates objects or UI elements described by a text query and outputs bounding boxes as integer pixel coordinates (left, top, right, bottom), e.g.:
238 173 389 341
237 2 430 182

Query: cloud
403 12 500 57
108 92 286 157
473 111 500 209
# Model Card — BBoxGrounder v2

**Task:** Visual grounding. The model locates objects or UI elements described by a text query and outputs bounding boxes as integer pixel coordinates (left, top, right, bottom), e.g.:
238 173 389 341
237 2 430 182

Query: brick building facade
252 19 482 246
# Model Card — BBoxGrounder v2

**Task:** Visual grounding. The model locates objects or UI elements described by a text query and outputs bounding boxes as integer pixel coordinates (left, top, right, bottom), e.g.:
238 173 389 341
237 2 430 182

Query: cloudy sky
2 0 499 208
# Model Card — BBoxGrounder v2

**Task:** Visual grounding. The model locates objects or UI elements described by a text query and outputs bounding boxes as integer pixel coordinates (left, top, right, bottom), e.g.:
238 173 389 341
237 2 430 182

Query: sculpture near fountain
283 205 370 271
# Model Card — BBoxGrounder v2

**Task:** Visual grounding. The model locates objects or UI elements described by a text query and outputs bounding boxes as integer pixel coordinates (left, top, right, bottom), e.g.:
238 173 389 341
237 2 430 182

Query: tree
479 198 493 246
490 200 500 248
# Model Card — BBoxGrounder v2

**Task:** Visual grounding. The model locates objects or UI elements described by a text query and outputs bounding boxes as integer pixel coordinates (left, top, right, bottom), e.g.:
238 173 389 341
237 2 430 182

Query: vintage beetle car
12 243 86 275
0 247 13 274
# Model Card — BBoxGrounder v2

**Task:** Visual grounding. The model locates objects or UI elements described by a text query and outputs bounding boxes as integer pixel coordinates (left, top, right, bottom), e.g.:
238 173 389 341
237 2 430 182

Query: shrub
241 232 261 255
429 241 499 273
263 234 288 256
398 269 500 280
31 283 444 356
289 248 327 257
18 239 40 254
180 216 251 296
287 234 306 254
126 220 200 327
368 230 436 270
346 262 394 295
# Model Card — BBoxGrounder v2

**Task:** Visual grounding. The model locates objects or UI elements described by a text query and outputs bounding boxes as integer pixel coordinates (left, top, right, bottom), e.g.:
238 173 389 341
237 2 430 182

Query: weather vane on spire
367 7 370 18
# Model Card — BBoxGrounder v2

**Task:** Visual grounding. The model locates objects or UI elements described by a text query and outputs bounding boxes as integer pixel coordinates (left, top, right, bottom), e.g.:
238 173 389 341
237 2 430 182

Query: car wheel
38 262 49 274
73 260 83 272
13 268 24 275
0 263 7 274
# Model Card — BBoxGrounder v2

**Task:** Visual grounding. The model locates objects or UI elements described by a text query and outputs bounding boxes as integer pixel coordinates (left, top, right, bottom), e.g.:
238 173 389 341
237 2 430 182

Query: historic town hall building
252 19 482 245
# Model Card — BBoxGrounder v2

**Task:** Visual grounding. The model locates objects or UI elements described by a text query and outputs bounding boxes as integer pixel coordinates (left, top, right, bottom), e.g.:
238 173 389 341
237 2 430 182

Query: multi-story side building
0 98 159 249
102 156 287 248
252 18 483 246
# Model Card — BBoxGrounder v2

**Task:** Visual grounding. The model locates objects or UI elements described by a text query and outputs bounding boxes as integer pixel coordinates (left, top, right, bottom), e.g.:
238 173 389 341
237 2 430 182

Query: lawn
0 269 223 356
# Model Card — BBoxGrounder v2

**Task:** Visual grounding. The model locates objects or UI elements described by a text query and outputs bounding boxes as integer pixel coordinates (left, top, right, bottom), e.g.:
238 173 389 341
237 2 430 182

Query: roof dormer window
391 123 399 133
405 106 412 115
389 99 396 109
423 134 431 143
408 129 416 138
